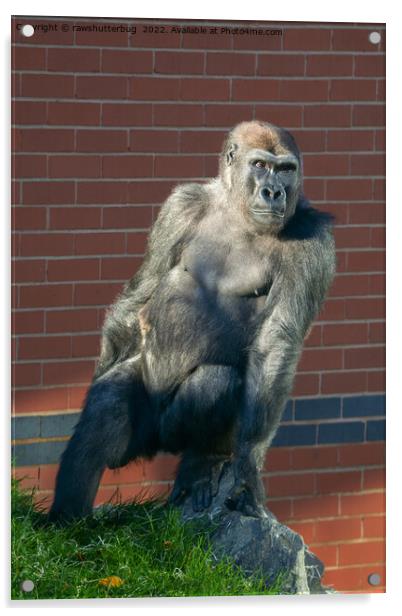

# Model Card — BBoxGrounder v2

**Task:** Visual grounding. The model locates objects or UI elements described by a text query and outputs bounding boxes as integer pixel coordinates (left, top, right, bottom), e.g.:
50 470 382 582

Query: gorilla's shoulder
170 182 209 209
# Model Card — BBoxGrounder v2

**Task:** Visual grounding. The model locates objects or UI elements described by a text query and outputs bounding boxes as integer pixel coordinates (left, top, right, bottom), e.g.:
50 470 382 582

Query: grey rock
178 463 333 595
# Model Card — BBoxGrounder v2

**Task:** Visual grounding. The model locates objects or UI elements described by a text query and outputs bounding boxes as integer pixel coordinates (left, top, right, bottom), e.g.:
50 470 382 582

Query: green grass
11 477 283 600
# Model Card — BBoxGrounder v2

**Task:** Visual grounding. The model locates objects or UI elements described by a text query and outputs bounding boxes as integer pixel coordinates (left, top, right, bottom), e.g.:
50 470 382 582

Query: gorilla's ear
226 143 238 166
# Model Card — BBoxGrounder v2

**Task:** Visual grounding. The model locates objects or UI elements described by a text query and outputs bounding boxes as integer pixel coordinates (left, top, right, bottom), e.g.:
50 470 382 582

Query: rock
178 463 333 595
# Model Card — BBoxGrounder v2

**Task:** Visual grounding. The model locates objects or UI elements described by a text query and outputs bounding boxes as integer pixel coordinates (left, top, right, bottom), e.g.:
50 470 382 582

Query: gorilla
48 120 335 522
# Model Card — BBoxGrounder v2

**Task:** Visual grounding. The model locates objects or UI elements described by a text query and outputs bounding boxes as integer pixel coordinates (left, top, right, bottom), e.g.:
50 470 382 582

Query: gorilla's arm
94 184 208 379
226 214 335 516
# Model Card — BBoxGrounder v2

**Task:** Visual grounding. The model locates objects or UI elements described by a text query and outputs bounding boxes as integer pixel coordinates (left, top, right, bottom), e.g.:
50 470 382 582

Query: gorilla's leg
160 364 241 511
48 357 157 523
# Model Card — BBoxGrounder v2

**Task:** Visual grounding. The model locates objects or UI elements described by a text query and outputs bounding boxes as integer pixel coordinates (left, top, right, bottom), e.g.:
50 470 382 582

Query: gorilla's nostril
261 188 271 200
274 190 282 200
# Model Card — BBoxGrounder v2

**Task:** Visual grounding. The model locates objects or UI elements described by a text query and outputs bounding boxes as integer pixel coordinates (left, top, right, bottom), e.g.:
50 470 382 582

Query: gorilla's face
244 149 300 227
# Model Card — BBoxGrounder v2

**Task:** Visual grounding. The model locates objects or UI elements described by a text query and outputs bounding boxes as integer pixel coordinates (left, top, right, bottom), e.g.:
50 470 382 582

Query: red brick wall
11 16 385 594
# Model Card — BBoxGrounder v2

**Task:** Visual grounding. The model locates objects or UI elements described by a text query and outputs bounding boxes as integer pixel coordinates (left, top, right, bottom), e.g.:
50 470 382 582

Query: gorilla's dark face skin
245 149 300 224
48 121 335 524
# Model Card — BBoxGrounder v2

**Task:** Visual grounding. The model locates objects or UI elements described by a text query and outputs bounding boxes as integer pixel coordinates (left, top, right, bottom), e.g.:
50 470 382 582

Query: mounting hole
21 24 35 38
369 31 381 45
21 579 35 592
368 572 381 586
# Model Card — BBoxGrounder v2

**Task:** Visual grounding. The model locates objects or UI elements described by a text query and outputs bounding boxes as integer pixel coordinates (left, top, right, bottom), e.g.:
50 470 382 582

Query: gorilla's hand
225 481 267 518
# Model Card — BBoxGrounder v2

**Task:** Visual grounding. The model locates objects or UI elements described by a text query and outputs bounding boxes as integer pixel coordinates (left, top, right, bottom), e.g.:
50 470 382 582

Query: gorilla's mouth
251 205 286 219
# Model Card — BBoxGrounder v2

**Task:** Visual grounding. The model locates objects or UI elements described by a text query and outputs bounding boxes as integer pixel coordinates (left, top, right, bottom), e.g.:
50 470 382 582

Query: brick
258 54 304 76
75 24 129 46
327 179 372 201
12 101 47 125
232 32 282 52
344 347 385 370
13 207 47 230
369 322 385 344
23 181 74 205
264 448 292 472
232 79 280 101
332 29 385 52
367 420 385 441
369 369 385 392
303 179 325 200
13 258 45 282
102 50 153 73
19 284 73 308
153 104 204 127
49 207 101 230
339 541 385 566
179 130 225 154
304 324 322 347
208 52 255 76
143 455 179 481
102 155 153 178
101 256 142 280
12 46 46 70
255 105 303 128
337 442 385 467
48 48 100 72
284 28 331 51
330 79 376 101
370 228 385 249
341 492 385 516
77 129 127 152
353 104 385 127
102 206 152 229
182 31 232 50
12 155 47 178
12 363 42 387
74 232 125 255
19 335 71 360
310 545 338 568
43 360 94 385
126 232 148 254
17 129 74 152
68 386 88 410
266 499 292 521
77 182 128 204
156 51 204 74
102 103 153 126
334 228 371 249
375 129 385 151
315 518 361 543
345 298 385 320
291 130 326 152
181 78 230 101
48 102 101 126
295 398 340 421
349 203 385 225
13 465 40 489
46 308 98 333
288 521 315 544
47 258 100 282
347 251 385 273
267 472 315 498
303 154 349 177
363 468 385 491
127 181 175 204
13 387 68 414
74 282 122 306
306 55 353 76
21 74 74 98
350 153 385 176
373 178 385 200
298 348 343 372
129 77 180 100
49 155 101 179
132 26 180 49
282 80 329 102
291 373 319 396
71 334 100 358
272 424 316 447
343 394 385 417
322 323 368 346
362 515 385 538
291 446 338 470
317 470 362 494
204 104 254 128
76 76 128 99
41 412 80 439
20 233 74 257
323 566 362 591
292 494 339 521
318 421 365 444
130 130 178 153
102 463 145 485
304 105 352 128
13 310 44 334
154 155 203 178
327 129 374 151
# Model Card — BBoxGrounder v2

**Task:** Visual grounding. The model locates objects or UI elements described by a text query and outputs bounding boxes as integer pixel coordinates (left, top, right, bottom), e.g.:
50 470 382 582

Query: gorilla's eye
253 160 266 169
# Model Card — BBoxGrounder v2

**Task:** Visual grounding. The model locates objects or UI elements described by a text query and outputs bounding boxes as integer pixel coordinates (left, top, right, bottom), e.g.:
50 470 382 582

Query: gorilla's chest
181 224 272 298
